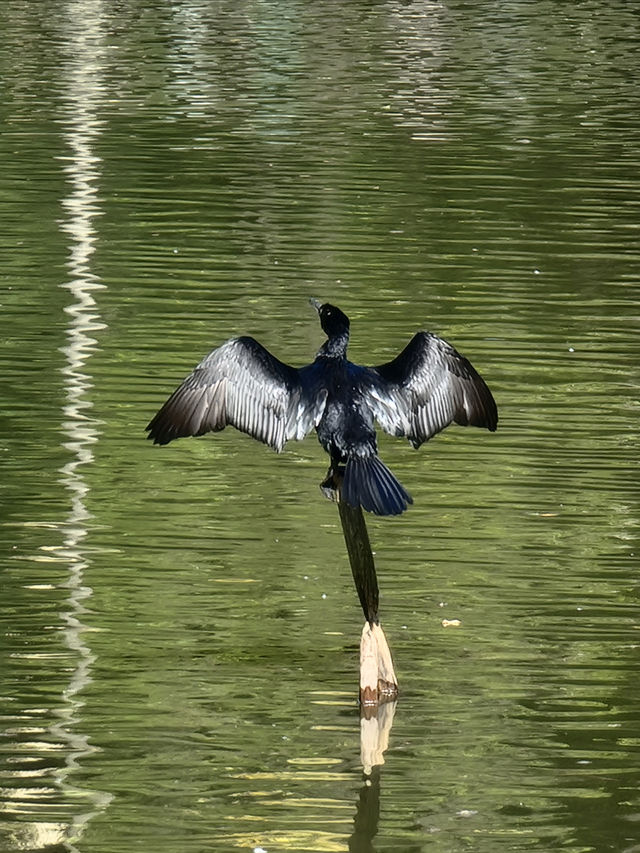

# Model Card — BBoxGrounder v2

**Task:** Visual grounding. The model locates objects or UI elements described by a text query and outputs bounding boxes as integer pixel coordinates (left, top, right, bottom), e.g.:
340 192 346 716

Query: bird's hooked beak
309 298 323 313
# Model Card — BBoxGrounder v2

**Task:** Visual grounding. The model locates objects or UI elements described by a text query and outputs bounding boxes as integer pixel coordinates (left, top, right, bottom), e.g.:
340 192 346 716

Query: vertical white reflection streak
54 0 112 846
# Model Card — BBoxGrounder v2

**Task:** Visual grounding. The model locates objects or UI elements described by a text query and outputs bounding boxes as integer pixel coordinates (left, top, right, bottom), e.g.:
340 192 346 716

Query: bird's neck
318 330 349 359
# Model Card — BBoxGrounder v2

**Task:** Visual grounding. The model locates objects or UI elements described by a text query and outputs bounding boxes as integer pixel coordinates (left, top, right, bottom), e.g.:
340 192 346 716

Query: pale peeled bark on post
360 622 398 705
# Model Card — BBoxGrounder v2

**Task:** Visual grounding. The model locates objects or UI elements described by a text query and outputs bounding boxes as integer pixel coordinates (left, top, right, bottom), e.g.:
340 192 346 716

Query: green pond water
1 2 639 851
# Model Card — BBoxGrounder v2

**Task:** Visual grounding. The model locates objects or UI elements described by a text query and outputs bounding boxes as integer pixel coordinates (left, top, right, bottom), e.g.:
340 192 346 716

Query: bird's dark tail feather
342 455 413 516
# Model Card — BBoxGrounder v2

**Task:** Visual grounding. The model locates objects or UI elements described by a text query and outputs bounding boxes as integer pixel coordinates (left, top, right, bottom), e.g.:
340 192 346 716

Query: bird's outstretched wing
146 336 327 451
363 332 498 448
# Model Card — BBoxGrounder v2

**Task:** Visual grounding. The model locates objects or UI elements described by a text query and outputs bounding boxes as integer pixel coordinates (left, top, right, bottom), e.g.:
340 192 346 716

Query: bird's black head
310 299 350 339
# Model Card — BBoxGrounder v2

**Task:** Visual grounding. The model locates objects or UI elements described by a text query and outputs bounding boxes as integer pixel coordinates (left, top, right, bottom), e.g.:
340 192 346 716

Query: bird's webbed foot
320 463 345 502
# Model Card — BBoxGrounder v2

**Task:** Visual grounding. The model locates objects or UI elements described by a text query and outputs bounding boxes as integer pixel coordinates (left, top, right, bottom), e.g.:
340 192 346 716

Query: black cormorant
146 300 498 515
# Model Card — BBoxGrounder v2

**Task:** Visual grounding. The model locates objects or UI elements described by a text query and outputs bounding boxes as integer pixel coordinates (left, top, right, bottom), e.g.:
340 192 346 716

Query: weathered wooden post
326 473 398 706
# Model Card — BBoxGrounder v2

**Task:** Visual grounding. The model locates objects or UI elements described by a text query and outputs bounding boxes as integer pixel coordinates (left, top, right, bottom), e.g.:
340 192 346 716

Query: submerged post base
359 621 398 706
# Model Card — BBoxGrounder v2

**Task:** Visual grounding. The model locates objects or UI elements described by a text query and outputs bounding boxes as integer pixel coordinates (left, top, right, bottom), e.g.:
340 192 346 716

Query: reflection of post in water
349 764 381 853
325 470 399 706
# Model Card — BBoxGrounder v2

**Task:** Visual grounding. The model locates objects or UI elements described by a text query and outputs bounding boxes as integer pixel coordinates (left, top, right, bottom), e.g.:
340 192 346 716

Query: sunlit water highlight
1 3 112 849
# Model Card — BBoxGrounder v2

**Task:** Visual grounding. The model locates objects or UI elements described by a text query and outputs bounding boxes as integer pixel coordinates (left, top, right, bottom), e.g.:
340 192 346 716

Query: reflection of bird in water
147 300 498 515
